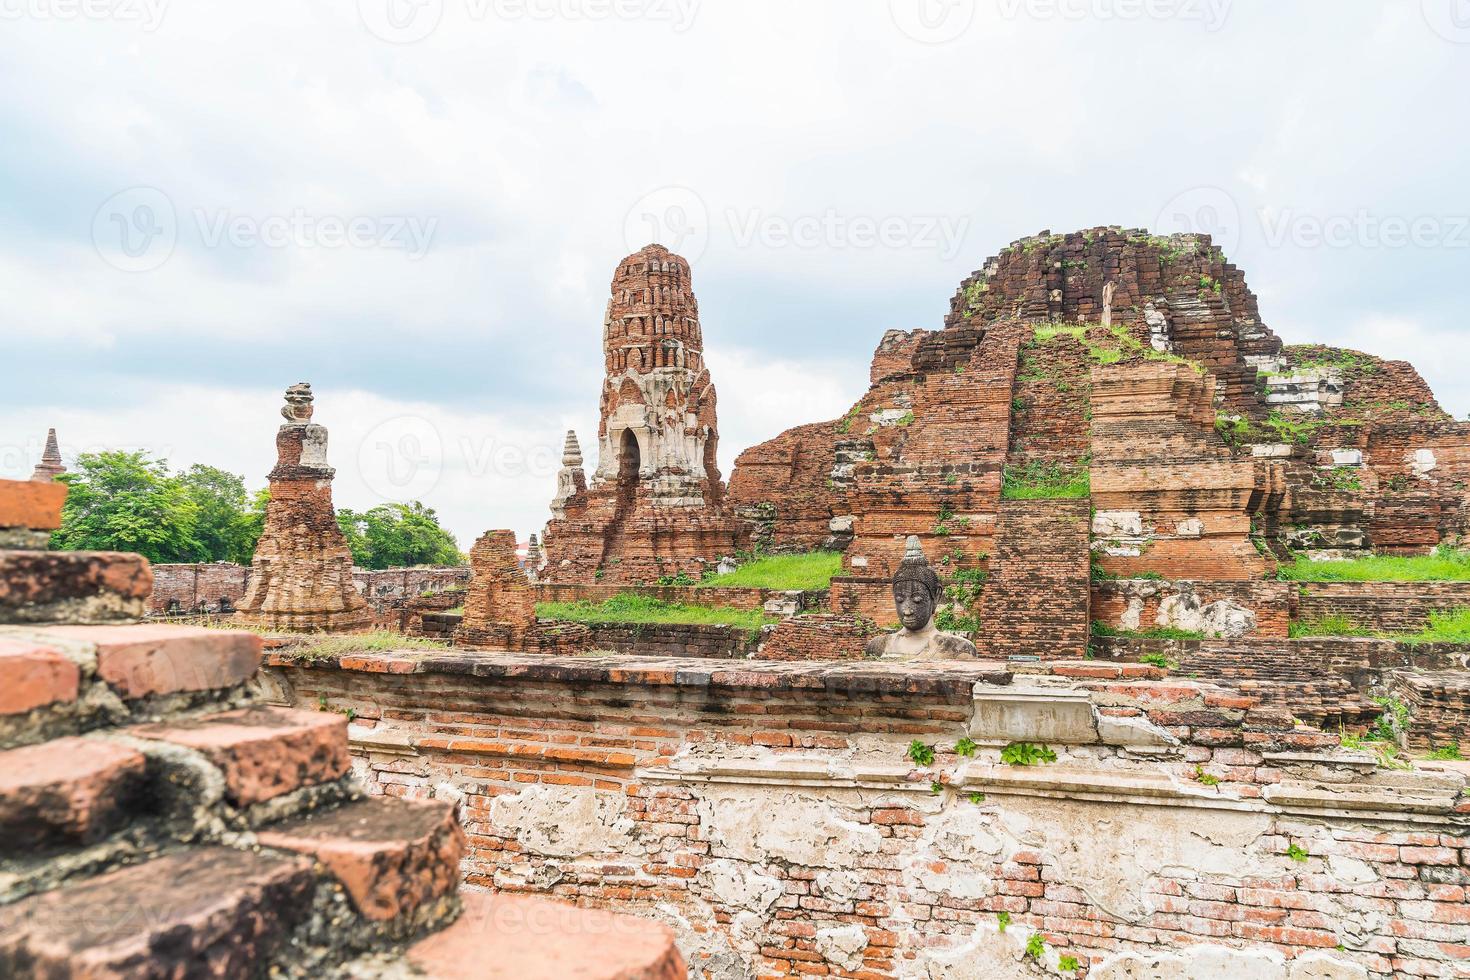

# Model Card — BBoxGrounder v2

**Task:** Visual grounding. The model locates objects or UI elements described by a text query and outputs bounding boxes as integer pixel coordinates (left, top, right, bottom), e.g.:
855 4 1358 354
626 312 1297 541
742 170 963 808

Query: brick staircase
0 478 685 979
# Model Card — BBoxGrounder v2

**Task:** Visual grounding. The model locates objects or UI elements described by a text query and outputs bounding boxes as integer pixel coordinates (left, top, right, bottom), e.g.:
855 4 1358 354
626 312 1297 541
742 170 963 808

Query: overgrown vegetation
1000 742 1057 766
537 594 777 635
907 740 936 767
292 631 450 662
1001 460 1090 500
1277 546 1470 582
697 552 843 591
1141 652 1180 670
1294 608 1470 644
1091 622 1204 641
1427 745 1465 761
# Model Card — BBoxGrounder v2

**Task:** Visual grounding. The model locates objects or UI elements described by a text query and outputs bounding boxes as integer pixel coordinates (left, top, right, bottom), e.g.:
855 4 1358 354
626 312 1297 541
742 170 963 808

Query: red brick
0 736 146 849
408 890 685 979
0 638 78 715
129 706 348 807
257 797 463 921
0 846 314 977
39 623 261 699
1400 846 1458 866
0 478 67 531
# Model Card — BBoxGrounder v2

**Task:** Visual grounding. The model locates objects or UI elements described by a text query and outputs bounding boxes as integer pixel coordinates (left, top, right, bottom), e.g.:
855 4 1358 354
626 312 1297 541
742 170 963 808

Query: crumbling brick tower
542 245 747 584
233 383 373 632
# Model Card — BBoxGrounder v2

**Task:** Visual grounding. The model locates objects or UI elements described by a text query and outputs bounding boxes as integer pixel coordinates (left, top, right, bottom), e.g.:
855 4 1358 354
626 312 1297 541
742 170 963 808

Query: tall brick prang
29 429 65 483
541 245 747 584
232 383 372 633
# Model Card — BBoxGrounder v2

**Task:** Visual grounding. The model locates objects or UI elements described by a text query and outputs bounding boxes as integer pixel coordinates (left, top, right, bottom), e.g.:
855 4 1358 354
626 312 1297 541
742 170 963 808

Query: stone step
129 705 349 808
258 796 463 922
403 891 686 979
33 623 261 699
0 636 78 716
0 551 153 625
0 479 67 533
0 846 315 977
0 736 147 852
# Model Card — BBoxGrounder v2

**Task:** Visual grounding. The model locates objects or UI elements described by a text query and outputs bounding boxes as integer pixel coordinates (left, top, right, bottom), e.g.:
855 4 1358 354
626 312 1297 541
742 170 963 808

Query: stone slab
0 638 79 715
0 736 146 850
0 479 67 532
38 623 261 699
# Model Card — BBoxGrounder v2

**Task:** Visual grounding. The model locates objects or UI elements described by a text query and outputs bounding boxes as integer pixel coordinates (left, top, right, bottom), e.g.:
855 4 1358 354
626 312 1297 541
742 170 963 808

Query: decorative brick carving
542 246 746 584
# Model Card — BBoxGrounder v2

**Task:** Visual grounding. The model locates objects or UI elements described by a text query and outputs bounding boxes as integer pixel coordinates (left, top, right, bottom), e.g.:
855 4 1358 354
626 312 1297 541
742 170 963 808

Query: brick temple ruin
541 244 747 584
7 227 1470 978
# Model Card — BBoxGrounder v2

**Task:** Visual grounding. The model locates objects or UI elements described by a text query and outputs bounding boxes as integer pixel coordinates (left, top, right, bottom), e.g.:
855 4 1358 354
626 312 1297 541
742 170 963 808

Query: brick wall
828 576 897 625
1391 671 1470 753
584 622 765 659
759 615 877 661
1297 581 1470 633
148 563 250 615
267 651 1470 980
1091 580 1292 638
536 582 823 614
353 566 471 601
977 499 1091 659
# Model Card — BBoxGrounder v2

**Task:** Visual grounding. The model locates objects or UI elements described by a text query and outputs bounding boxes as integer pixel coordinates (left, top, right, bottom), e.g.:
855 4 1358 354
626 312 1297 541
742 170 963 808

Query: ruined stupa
541 245 746 583
232 383 372 632
29 429 65 482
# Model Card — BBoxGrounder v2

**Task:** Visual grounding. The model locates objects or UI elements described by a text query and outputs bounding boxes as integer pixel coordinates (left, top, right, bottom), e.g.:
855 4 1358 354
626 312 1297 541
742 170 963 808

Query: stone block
0 847 314 977
0 551 152 625
970 685 1097 745
257 797 463 921
0 638 79 715
38 623 261 699
129 706 349 807
0 736 146 850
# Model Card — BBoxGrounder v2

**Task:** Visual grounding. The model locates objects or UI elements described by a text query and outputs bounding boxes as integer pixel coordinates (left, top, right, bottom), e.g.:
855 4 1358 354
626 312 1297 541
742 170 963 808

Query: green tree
178 464 256 563
337 502 463 570
54 451 201 563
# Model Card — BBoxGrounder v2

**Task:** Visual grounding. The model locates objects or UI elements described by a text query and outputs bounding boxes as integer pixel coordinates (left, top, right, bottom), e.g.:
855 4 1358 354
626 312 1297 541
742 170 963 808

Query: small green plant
1001 742 1057 767
954 737 978 758
1024 933 1046 960
996 911 1011 932
317 694 329 711
1427 745 1465 761
930 780 944 795
1059 954 1080 973
1001 460 1090 500
895 411 915 428
969 791 986 804
1286 843 1309 863
907 740 936 767
1091 622 1204 641
655 572 697 586
1140 652 1178 670
1192 765 1220 787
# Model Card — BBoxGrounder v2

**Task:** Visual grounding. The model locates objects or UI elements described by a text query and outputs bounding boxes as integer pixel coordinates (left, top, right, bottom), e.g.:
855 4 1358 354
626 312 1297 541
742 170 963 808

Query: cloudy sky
2 0 1468 548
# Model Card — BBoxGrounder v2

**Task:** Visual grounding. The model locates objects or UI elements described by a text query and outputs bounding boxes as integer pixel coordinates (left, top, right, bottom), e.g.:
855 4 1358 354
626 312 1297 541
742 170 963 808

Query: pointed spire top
562 430 583 467
902 535 926 566
30 428 66 482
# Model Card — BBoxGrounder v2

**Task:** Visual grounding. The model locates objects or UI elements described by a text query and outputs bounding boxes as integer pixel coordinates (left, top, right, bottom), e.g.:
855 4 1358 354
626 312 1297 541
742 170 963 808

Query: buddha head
891 536 942 632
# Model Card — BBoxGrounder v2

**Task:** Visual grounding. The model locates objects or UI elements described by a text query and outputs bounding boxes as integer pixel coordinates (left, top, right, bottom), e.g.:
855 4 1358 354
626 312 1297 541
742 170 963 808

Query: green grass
1293 608 1470 645
1001 461 1090 500
1277 547 1470 582
537 593 777 634
1091 622 1204 641
290 631 451 661
697 551 842 591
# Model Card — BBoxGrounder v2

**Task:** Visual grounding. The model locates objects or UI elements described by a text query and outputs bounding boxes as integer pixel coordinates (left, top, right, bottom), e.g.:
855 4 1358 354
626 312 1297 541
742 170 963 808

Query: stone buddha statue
864 537 979 661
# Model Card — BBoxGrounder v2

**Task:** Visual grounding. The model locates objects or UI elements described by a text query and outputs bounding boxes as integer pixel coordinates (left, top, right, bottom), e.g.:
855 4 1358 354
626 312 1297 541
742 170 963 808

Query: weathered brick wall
583 623 765 659
148 563 250 615
536 582 823 614
268 652 1470 980
828 576 897 626
353 566 470 601
1091 363 1271 580
1391 671 1470 753
977 500 1091 659
1091 580 1292 638
1297 581 1470 633
759 614 877 661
